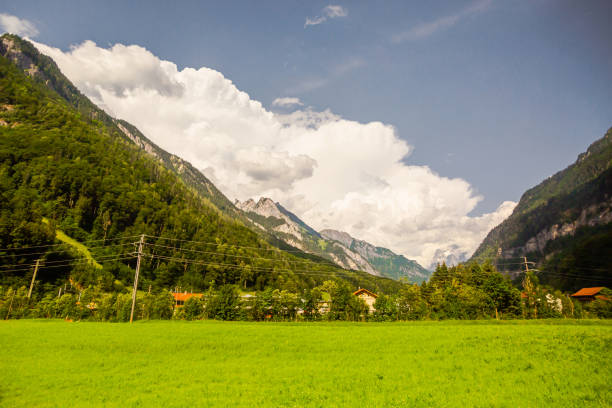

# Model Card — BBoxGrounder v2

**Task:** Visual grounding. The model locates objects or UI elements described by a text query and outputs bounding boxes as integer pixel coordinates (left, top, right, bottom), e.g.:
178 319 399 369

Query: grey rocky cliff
502 198 612 258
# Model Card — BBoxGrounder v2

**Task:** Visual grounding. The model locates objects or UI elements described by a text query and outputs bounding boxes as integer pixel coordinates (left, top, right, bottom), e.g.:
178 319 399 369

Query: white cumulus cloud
0 14 39 38
305 5 348 27
32 39 515 266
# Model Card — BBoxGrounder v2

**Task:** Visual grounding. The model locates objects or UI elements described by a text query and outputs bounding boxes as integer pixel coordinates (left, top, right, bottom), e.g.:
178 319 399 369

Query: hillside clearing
41 218 102 269
0 320 610 407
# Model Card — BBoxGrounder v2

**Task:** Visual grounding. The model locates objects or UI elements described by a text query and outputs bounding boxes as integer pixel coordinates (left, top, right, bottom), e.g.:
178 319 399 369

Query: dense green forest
471 128 612 291
0 34 403 298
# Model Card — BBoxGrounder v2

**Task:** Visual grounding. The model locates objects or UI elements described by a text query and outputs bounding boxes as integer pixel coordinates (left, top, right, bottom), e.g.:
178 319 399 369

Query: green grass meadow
0 320 610 407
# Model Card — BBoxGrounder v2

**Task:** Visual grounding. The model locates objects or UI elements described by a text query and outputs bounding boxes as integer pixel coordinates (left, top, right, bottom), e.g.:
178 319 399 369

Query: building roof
353 288 378 298
571 287 605 297
172 292 203 301
595 295 610 301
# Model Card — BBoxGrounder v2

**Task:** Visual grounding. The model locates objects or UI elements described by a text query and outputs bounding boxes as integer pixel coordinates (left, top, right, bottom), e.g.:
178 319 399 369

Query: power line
0 242 137 259
0 255 135 274
143 253 368 279
0 235 142 251
143 242 340 268
534 269 611 280
145 234 322 255
144 253 328 274
428 267 611 282
0 252 136 269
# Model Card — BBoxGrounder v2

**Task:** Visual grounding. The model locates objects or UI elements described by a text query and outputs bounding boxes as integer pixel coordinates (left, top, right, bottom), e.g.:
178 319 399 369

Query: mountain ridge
236 197 431 282
471 127 612 290
320 229 431 282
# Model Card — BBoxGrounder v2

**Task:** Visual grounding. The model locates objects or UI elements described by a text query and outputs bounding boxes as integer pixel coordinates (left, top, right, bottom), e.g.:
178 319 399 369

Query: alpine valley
1 33 610 298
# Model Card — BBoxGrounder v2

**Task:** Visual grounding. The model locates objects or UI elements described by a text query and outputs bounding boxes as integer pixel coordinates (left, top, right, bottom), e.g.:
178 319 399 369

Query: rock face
471 128 612 291
321 229 431 282
502 198 612 257
318 229 353 248
235 197 379 275
236 197 430 281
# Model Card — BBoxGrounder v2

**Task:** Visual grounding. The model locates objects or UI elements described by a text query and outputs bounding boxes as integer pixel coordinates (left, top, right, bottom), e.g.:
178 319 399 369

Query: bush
183 296 204 320
205 285 239 321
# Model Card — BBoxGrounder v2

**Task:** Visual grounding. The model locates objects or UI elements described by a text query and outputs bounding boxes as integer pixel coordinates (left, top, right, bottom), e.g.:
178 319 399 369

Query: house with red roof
172 292 203 308
571 287 610 302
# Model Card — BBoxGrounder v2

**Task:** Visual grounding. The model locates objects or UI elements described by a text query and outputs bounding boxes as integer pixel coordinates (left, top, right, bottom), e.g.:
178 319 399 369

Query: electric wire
0 235 142 251
144 234 331 255
143 242 341 268
0 255 135 274
0 242 137 259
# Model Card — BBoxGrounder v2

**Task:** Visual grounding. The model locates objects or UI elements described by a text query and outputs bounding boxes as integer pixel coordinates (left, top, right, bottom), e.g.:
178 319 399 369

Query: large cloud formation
33 40 515 266
0 14 39 38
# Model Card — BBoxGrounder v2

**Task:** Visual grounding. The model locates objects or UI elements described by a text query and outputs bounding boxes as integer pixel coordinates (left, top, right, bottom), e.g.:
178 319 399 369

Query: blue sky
1 0 611 264
3 0 611 214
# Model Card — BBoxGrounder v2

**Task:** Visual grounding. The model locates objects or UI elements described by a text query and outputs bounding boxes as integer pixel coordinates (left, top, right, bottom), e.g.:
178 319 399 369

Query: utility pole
130 234 145 324
27 259 40 299
5 290 15 320
523 256 537 319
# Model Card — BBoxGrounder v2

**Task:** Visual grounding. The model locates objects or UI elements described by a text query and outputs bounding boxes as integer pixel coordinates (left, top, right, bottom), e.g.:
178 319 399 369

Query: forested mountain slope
471 128 612 291
0 34 402 295
0 34 240 218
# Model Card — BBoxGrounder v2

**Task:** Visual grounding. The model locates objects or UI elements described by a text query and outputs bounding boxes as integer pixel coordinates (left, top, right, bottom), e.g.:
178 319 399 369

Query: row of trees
2 262 609 321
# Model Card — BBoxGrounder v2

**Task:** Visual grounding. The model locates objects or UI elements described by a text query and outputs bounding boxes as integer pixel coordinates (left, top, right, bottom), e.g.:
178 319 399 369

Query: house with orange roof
172 292 203 308
571 287 609 302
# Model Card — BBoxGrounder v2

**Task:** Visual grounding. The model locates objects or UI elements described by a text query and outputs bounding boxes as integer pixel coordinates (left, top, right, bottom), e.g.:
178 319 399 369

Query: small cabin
172 292 203 308
353 288 378 313
571 287 609 302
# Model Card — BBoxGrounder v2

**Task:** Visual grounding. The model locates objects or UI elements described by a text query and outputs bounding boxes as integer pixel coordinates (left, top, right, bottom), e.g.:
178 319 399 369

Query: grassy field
0 320 610 407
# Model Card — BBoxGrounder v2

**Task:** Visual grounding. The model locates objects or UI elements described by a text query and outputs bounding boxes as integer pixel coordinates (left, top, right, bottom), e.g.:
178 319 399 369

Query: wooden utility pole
27 259 40 299
523 256 537 319
5 290 15 320
130 234 145 324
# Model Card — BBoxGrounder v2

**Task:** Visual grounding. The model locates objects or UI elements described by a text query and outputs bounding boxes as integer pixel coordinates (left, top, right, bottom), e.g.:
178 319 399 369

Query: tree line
2 262 609 321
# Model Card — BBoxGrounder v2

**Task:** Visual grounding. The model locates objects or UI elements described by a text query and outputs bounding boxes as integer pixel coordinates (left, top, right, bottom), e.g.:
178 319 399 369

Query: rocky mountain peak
320 229 354 248
429 246 468 270
257 197 276 206
236 197 284 219
0 35 42 80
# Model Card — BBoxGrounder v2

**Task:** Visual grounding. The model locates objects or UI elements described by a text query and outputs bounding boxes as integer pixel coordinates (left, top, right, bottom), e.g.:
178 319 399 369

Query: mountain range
236 197 430 282
2 33 609 293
